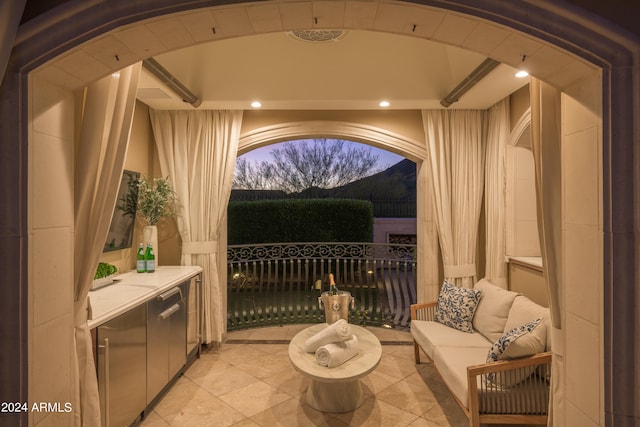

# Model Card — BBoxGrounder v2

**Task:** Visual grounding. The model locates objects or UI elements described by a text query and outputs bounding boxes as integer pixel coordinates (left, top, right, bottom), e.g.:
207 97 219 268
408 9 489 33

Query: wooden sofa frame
411 301 552 427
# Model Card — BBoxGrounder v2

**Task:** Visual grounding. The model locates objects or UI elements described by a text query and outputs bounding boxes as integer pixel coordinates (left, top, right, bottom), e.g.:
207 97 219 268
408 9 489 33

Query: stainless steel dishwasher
96 304 147 427
146 285 186 405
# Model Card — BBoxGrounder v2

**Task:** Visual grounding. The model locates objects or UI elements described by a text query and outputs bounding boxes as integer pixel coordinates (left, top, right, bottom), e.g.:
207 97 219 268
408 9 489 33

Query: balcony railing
227 242 416 331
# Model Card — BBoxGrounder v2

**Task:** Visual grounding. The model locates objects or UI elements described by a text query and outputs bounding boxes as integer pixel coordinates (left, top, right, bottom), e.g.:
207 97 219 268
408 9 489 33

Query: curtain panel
73 63 141 426
151 109 243 344
530 77 563 426
422 109 486 288
484 99 510 288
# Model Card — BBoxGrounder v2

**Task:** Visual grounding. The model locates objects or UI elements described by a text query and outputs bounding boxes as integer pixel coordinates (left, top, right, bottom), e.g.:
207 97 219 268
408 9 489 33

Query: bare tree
232 158 275 190
233 139 383 193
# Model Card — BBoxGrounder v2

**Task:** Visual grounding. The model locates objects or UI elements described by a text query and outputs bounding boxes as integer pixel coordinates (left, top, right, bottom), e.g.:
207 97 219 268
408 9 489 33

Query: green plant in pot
121 175 178 266
135 176 177 226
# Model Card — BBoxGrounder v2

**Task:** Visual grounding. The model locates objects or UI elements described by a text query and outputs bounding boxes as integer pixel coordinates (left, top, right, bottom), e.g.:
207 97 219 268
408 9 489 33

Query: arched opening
506 107 538 258
229 135 419 331
238 121 426 162
2 1 637 426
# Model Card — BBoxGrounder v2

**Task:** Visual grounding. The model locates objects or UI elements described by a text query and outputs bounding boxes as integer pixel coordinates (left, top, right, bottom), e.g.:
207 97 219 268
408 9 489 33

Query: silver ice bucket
318 291 355 324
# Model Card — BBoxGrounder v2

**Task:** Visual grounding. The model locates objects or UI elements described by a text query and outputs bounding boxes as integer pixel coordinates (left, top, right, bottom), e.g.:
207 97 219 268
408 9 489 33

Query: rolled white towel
315 335 360 368
303 319 352 353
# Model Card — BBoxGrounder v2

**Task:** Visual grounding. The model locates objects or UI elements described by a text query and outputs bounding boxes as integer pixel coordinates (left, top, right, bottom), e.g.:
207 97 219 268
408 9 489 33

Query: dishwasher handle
157 287 181 301
98 338 110 427
159 303 181 320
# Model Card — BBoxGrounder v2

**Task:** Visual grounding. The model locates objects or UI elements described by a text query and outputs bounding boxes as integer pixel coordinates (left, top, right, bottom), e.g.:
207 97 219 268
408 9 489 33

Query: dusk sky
237 139 405 169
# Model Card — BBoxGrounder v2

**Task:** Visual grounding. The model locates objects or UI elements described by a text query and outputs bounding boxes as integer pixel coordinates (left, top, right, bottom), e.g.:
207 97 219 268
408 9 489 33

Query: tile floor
139 324 470 427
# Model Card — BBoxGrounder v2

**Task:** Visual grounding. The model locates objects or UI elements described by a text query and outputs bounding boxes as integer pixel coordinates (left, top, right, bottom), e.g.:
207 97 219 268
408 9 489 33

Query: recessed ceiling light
515 70 529 78
251 101 262 108
379 100 390 107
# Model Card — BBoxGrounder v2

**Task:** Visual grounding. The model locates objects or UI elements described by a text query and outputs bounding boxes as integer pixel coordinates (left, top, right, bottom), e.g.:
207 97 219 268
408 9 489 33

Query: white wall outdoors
373 218 417 244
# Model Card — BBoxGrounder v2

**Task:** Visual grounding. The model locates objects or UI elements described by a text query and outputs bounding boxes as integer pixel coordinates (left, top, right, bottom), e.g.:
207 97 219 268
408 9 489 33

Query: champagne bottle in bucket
329 273 339 295
319 273 354 324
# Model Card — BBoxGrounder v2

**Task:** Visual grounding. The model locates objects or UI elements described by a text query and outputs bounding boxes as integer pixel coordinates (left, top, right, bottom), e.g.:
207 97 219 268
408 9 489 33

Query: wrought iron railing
227 242 416 331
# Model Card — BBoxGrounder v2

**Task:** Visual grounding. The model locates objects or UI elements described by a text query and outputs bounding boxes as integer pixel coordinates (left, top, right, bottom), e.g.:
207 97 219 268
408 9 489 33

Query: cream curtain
151 109 243 344
530 77 563 426
73 64 141 426
422 109 485 288
484 99 510 288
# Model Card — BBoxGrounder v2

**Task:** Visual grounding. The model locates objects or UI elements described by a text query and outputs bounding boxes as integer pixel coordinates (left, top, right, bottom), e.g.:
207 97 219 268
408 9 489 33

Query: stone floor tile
218 381 292 418
140 326 479 427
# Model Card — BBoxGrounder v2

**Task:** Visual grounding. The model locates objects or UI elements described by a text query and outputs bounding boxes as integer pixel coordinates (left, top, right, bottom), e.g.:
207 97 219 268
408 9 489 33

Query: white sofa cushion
472 279 520 342
505 296 551 352
411 320 491 360
434 281 482 333
433 346 489 409
487 318 543 362
486 319 545 387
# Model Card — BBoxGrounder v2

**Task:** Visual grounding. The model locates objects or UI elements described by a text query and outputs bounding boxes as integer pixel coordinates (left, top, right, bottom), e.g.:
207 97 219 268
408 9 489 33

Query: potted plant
93 261 118 289
135 176 177 226
120 175 177 264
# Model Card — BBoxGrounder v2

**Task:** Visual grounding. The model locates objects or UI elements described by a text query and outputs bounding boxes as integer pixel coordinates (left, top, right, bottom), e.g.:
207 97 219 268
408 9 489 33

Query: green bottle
145 242 155 273
136 243 146 273
329 273 339 295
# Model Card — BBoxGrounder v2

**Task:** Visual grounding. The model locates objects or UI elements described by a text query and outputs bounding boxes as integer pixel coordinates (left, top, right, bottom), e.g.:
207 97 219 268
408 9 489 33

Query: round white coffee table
288 323 382 413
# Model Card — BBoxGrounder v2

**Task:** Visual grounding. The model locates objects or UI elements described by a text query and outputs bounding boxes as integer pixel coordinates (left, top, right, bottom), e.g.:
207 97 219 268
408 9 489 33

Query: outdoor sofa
411 278 552 426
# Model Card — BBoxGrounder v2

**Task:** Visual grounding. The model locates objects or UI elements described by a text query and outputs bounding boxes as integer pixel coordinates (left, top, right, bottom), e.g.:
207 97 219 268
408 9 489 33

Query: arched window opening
227 138 418 330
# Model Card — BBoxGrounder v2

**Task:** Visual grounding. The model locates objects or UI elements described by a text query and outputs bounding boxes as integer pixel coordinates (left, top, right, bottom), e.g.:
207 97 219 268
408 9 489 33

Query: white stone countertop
88 265 202 329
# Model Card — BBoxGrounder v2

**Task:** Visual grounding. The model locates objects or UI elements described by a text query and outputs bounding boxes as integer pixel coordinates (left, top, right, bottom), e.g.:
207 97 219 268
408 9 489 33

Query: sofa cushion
472 279 520 342
411 320 491 360
487 318 543 362
505 296 551 352
433 346 489 409
434 281 482 333
486 319 544 387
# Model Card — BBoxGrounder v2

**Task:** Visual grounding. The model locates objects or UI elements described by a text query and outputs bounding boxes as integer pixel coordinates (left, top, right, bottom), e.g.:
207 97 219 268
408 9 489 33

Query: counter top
88 265 202 329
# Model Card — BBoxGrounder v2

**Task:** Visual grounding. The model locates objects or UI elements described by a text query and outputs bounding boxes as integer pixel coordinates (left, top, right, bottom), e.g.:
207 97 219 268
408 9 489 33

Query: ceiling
137 29 529 110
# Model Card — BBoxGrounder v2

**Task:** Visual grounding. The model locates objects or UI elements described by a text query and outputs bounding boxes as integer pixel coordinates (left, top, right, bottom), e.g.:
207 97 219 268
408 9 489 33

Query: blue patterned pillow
486 318 542 362
486 318 543 387
434 281 482 333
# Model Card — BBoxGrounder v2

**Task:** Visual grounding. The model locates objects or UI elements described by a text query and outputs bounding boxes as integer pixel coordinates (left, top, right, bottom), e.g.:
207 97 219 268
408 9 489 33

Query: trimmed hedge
228 199 373 244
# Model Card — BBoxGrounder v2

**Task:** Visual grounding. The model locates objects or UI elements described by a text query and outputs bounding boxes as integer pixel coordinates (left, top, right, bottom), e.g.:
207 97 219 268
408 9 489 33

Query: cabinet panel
96 304 146 427
169 289 187 378
146 285 186 404
184 276 201 361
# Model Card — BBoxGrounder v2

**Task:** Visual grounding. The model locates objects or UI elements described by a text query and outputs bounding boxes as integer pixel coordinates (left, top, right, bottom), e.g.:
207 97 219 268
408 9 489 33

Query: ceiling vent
289 29 347 43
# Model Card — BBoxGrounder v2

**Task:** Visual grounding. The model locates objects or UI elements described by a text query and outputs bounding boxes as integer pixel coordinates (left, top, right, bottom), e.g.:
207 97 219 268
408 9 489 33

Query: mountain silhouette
292 158 416 199
230 159 416 218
